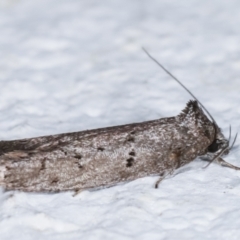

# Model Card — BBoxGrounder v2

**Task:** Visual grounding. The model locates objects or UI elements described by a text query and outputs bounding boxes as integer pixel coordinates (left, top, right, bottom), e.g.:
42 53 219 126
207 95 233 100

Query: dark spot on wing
97 147 105 152
77 162 83 169
126 131 136 143
74 154 82 160
51 178 58 184
126 157 134 167
40 158 46 170
127 136 135 142
129 150 136 156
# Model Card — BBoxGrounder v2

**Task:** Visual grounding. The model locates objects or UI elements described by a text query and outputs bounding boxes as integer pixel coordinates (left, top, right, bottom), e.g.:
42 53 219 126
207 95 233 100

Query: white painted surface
0 0 240 239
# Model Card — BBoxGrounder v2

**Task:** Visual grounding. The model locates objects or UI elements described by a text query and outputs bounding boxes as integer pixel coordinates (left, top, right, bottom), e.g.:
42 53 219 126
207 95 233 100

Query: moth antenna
228 125 232 143
230 132 238 150
142 47 217 126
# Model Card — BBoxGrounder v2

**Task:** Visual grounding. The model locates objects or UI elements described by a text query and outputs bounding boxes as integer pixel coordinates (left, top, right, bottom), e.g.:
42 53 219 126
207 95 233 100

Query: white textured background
1 0 240 239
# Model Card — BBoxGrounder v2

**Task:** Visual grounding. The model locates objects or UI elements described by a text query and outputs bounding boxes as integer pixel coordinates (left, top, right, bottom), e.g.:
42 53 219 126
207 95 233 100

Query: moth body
0 101 218 192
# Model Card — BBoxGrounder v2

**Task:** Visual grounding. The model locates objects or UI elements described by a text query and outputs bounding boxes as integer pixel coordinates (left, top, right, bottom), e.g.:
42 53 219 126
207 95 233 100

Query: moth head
201 123 238 168
207 126 230 155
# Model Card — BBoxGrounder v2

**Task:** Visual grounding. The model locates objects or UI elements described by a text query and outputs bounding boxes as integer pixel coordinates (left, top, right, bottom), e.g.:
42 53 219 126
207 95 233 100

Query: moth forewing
0 100 221 192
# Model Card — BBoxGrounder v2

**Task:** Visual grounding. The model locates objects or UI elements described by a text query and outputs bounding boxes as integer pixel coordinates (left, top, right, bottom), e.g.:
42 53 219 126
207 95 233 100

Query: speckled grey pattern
0 101 215 192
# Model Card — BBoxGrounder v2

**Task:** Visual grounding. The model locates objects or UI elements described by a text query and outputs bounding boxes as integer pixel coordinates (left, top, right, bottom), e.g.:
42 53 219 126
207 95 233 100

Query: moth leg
216 157 240 171
155 176 165 188
155 152 181 188
155 172 169 189
72 189 83 197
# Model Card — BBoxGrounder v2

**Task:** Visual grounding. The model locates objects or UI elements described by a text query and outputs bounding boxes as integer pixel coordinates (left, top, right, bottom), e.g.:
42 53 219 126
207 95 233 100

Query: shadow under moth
0 49 239 193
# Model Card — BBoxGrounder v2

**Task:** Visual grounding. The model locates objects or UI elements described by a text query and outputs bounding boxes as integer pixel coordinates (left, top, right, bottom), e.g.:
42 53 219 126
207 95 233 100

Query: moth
0 49 239 193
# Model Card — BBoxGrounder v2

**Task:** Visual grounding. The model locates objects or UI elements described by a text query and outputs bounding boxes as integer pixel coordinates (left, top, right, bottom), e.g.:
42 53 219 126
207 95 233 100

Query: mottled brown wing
0 101 215 192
